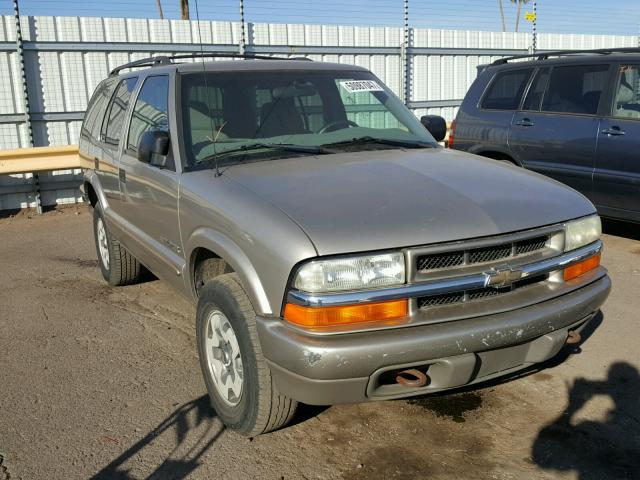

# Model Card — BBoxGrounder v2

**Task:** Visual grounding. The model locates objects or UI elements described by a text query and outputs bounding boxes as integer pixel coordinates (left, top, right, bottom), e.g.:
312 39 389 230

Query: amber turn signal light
563 254 601 282
283 299 408 328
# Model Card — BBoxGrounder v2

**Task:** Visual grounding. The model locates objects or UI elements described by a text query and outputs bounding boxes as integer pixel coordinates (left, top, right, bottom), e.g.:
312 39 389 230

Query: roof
110 54 368 76
177 59 368 73
487 47 640 71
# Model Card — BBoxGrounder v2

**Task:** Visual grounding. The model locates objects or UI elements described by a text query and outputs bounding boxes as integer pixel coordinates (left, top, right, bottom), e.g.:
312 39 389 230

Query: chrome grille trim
417 273 548 309
413 228 561 279
286 241 602 307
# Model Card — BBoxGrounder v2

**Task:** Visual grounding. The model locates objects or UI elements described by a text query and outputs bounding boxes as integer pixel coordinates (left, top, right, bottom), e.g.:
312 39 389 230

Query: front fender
185 228 272 315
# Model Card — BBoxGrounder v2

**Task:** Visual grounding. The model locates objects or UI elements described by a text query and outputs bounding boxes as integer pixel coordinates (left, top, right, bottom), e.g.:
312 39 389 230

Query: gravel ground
0 205 639 480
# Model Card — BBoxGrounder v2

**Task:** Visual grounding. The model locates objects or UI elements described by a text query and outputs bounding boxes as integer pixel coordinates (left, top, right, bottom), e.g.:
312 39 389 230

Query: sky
1 0 640 36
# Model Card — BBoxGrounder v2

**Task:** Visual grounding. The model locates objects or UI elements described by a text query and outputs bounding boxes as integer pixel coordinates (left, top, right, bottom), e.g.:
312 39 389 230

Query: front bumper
257 274 611 405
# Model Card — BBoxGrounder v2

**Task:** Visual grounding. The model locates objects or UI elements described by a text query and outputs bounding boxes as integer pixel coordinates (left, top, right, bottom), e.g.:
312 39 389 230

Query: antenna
193 0 221 177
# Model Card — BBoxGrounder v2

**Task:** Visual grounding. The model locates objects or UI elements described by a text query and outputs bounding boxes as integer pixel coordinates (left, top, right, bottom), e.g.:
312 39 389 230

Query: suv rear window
541 65 609 115
481 69 533 110
81 79 115 142
102 77 138 146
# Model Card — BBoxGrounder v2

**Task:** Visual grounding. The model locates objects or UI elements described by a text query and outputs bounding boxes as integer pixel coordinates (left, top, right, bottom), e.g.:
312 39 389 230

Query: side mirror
420 115 447 142
138 130 170 167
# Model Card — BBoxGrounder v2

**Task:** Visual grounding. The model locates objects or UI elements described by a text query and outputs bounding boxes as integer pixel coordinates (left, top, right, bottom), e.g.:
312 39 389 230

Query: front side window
541 65 609 115
127 76 169 152
612 65 640 119
102 77 137 146
481 68 533 111
180 70 436 168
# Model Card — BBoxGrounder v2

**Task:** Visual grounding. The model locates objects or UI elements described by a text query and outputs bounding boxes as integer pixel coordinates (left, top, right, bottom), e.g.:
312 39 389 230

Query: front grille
416 235 549 273
417 274 548 310
468 244 512 263
417 252 464 270
515 236 548 255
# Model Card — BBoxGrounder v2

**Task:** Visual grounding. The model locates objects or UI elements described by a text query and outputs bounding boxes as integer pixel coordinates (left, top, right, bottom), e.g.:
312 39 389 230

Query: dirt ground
0 205 639 480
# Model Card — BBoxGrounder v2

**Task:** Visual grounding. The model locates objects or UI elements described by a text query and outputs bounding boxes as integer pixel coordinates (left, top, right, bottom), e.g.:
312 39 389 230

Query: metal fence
0 13 638 210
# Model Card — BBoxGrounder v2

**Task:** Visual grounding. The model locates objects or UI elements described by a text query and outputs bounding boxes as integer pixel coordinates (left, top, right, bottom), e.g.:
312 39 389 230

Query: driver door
117 74 185 285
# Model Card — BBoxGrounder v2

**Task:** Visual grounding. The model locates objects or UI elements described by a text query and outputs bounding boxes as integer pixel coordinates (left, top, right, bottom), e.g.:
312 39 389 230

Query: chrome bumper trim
286 241 602 307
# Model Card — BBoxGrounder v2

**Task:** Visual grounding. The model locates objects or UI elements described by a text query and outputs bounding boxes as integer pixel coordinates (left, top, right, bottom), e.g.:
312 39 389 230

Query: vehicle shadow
91 395 224 480
602 218 640 241
531 361 640 479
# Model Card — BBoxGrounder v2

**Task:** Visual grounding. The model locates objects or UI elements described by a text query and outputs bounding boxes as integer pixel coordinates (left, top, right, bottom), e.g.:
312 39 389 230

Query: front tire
196 273 297 436
92 205 144 286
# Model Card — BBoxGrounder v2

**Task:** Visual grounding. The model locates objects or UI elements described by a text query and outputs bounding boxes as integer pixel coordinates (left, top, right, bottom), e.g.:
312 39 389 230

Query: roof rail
491 47 640 65
109 52 307 76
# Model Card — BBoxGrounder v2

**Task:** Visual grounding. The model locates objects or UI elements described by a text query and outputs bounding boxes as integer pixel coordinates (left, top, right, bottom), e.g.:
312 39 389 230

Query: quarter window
102 77 137 145
612 65 640 119
127 76 169 152
481 69 533 111
541 65 609 115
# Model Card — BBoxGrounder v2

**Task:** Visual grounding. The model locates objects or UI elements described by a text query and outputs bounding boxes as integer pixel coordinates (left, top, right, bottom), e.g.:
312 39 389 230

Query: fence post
532 0 537 54
239 0 246 55
402 0 411 105
12 0 41 214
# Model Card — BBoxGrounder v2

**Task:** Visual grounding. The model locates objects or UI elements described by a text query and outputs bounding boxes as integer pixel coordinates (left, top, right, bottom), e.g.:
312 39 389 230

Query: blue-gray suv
451 48 640 223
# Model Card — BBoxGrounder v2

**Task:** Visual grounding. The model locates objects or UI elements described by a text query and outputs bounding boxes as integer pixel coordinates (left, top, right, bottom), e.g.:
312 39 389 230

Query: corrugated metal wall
0 15 637 210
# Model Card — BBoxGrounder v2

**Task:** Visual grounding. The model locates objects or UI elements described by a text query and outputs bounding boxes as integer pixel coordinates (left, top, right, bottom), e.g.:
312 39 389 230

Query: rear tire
196 273 297 436
92 205 144 286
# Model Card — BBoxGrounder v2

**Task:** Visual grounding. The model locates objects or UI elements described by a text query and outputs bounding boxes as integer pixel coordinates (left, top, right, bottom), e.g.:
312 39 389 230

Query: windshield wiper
196 142 333 165
321 136 436 149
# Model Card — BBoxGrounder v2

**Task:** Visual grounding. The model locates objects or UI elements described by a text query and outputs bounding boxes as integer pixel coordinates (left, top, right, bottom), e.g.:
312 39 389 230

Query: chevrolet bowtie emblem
484 266 524 288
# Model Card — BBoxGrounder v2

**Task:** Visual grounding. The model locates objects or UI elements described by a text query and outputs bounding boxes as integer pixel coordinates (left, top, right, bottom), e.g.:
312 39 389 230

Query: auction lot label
340 80 384 93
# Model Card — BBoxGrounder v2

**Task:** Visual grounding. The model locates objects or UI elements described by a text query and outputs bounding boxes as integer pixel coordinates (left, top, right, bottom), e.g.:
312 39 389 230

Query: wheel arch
469 147 522 166
83 171 109 209
186 228 272 316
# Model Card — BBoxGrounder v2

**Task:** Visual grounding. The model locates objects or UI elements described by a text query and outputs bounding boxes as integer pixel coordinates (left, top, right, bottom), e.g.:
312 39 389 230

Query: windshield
179 69 437 168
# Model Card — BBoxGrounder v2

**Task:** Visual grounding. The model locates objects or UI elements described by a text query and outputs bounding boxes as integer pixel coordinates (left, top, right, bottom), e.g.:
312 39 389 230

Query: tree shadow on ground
531 361 640 479
91 395 224 480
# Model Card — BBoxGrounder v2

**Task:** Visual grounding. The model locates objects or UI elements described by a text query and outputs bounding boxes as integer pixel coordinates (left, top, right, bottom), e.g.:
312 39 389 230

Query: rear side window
542 65 609 115
81 79 114 142
481 69 533 110
522 68 550 111
127 76 169 152
102 77 138 146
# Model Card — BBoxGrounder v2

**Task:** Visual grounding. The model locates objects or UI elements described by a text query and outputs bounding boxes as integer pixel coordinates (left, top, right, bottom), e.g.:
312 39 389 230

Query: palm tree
511 0 531 32
497 0 506 32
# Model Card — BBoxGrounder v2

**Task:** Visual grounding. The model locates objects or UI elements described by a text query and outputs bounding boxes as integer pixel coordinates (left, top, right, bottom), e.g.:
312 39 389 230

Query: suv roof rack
491 47 640 65
109 52 308 76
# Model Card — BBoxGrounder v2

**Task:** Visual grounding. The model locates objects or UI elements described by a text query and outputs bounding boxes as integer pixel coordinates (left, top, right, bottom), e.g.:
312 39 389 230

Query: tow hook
395 368 429 388
566 330 582 345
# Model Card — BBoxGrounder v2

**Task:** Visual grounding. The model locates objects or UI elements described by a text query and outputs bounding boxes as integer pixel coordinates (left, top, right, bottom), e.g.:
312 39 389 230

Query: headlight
293 252 405 293
565 215 601 252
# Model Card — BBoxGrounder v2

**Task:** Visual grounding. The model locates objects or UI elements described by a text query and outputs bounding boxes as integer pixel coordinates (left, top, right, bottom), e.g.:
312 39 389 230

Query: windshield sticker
339 80 384 93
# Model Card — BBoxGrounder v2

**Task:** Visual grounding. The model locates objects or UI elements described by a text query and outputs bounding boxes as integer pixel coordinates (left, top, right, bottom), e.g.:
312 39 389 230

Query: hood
224 148 595 256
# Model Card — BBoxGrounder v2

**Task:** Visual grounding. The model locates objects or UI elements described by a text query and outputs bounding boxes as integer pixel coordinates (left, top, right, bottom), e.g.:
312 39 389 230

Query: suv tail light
447 120 456 149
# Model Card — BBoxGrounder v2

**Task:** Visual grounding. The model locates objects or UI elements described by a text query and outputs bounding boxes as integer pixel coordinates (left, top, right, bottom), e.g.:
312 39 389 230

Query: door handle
119 168 126 183
601 126 626 136
515 118 534 127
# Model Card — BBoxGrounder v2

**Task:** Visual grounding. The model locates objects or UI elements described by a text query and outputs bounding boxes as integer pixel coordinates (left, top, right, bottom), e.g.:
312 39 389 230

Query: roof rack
109 52 306 76
491 47 640 65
